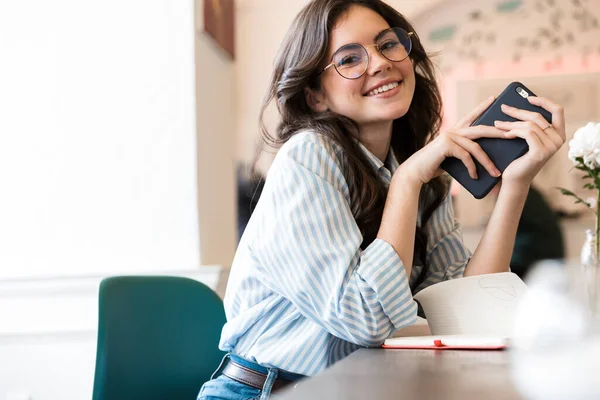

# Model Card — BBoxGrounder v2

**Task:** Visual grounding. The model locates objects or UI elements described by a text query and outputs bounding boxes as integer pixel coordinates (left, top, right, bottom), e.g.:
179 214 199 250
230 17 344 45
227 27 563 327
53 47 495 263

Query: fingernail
494 120 500 125
501 104 510 109
489 95 495 101
494 168 501 177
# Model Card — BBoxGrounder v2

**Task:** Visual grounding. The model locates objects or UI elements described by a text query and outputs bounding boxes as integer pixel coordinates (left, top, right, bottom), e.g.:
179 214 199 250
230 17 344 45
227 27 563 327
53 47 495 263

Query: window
0 0 200 279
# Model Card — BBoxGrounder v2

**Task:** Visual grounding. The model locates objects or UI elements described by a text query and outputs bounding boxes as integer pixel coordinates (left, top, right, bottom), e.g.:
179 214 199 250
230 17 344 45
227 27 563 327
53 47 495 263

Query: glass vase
580 229 600 316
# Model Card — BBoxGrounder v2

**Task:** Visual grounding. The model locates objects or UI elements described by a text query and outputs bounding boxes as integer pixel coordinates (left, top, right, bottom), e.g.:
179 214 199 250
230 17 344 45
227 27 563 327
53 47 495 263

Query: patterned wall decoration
415 0 600 75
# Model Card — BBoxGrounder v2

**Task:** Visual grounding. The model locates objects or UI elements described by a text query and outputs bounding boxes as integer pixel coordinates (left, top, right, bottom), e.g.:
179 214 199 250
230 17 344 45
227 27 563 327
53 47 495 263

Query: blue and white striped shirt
220 131 471 376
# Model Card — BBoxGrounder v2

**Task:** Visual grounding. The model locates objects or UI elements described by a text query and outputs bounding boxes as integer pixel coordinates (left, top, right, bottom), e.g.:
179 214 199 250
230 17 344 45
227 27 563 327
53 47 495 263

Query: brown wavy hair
256 0 449 282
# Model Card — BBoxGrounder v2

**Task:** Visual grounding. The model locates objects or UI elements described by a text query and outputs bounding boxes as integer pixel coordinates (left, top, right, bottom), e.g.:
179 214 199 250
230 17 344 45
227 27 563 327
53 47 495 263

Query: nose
365 44 392 76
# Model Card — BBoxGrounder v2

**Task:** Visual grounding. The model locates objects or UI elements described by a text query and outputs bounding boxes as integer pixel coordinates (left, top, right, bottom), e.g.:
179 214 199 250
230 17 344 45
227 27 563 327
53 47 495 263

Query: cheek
406 73 416 94
324 79 365 107
337 79 363 98
398 63 416 101
401 61 416 84
345 81 365 104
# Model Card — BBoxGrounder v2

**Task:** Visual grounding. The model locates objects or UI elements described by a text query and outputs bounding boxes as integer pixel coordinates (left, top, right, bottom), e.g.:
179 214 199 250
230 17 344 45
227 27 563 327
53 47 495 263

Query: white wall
195 0 237 266
0 0 237 273
0 0 201 279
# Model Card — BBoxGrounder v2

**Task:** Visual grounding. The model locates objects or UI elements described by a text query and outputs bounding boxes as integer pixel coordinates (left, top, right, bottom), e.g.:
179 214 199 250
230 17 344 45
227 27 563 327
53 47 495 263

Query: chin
393 106 411 120
381 104 411 121
348 103 411 125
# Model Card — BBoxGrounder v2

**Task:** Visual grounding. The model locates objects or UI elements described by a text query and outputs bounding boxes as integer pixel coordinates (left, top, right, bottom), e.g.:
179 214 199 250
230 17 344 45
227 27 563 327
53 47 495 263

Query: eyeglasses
318 27 414 80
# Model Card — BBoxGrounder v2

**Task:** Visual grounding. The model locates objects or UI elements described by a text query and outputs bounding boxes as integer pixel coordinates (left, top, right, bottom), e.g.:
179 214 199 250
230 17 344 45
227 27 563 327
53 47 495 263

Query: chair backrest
92 276 226 400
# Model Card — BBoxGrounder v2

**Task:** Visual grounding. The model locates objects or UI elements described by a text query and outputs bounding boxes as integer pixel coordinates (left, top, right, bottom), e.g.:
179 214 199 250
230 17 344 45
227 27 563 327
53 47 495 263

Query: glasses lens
378 28 412 62
333 44 368 79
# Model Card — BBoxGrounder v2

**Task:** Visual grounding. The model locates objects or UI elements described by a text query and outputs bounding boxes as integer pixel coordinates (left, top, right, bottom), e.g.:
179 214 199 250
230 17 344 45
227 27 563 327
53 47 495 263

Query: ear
304 87 329 113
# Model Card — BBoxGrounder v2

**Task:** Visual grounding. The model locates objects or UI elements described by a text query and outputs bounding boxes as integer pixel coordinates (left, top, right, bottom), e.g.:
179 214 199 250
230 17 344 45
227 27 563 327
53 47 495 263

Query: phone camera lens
516 87 529 98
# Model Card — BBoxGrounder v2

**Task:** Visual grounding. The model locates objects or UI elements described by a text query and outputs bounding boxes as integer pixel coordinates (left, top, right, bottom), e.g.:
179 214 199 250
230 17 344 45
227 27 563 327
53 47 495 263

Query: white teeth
367 81 399 96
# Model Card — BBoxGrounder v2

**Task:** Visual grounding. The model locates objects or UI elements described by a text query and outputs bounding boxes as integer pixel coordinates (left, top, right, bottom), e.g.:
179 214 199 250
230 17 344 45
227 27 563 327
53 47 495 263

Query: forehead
329 5 391 54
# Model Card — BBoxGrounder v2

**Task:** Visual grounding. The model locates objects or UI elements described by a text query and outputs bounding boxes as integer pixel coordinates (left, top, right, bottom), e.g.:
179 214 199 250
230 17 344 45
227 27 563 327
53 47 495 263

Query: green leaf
555 187 597 216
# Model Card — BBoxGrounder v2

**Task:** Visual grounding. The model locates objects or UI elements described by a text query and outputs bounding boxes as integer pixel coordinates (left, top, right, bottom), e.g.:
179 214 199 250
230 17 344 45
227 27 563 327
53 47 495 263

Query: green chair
92 276 226 400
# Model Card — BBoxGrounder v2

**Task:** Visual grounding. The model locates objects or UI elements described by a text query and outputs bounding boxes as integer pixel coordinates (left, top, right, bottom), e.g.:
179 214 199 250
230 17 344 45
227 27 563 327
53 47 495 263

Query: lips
363 78 402 97
365 81 400 97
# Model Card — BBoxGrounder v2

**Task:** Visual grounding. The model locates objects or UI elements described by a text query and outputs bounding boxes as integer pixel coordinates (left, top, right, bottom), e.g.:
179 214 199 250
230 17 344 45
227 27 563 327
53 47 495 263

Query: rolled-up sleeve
250 137 417 347
413 190 472 294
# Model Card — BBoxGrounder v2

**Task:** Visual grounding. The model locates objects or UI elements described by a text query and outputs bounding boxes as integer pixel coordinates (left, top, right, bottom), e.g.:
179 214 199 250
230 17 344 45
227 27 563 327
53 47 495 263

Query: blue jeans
198 354 304 400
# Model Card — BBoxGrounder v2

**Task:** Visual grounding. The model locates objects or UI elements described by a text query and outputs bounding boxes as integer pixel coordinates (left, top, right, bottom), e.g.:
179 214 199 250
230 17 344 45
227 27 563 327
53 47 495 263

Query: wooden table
274 348 526 400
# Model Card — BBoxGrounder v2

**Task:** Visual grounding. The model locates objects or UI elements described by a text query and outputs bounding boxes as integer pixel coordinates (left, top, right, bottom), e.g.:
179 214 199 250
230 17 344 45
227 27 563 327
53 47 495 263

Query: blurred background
0 0 599 399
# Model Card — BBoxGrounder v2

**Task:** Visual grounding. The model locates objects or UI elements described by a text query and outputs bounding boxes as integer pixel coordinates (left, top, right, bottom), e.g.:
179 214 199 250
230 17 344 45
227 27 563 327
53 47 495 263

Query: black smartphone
440 81 552 199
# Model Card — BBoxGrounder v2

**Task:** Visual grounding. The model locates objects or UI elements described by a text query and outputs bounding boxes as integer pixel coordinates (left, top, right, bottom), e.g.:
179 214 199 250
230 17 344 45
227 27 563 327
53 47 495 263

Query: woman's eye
338 55 361 67
380 40 399 50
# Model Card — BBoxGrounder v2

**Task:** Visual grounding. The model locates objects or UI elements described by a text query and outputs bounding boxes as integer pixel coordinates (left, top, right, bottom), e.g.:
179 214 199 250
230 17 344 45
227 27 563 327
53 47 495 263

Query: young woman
198 0 566 399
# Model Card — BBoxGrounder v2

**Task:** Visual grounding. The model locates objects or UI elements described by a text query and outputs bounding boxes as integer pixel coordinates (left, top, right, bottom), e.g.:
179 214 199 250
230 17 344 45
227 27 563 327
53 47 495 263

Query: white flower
568 122 600 169
586 197 597 209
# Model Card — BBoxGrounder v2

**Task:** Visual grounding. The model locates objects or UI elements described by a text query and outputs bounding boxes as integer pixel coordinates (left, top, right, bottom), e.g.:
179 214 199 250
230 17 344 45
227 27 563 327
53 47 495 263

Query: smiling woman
198 0 566 399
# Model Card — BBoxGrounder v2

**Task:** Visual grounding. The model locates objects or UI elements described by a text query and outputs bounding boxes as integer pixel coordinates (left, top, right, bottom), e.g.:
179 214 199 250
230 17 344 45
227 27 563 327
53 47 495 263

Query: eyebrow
373 28 390 43
332 28 391 56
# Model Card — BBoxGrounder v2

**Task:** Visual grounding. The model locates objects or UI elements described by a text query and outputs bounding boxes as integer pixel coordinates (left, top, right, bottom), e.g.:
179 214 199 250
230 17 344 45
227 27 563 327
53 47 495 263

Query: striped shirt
220 131 471 376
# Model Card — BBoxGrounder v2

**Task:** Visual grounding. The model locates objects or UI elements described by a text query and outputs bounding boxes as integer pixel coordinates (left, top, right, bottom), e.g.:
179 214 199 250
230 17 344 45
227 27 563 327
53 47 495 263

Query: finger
456 95 496 128
495 120 561 149
527 96 566 140
450 145 479 180
440 137 478 179
500 104 550 131
503 128 545 155
496 119 564 149
543 126 566 149
455 125 506 140
452 135 501 177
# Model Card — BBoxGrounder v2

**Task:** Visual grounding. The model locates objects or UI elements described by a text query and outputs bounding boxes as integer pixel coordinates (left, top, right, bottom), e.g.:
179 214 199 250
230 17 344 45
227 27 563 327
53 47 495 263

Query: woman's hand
494 97 566 187
397 96 506 186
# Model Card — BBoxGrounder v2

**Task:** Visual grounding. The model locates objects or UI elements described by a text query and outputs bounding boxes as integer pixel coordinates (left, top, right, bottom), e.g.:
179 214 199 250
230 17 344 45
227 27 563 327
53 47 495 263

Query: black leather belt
222 359 296 392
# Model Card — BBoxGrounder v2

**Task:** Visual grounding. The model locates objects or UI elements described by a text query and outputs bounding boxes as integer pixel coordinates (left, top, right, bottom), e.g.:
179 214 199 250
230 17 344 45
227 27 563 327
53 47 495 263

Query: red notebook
382 335 508 350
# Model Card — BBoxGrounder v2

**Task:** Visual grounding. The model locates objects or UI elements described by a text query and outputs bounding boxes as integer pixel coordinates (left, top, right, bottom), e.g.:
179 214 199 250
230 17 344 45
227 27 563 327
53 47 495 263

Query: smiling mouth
365 81 401 97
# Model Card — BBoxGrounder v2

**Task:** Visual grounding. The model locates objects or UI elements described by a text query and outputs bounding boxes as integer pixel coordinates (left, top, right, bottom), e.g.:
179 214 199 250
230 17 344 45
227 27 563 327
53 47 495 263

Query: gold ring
543 125 552 131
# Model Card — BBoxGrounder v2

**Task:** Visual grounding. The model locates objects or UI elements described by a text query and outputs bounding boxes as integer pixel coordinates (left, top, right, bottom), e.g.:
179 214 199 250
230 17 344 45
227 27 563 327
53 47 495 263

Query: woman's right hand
397 96 508 186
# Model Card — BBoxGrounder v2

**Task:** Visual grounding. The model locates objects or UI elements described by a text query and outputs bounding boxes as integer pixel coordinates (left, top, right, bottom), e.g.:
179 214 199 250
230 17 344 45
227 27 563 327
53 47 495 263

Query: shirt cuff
356 238 418 330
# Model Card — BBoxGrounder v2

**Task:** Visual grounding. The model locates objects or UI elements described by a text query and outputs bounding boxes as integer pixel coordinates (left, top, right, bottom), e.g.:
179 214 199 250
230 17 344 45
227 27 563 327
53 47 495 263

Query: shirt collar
355 140 400 178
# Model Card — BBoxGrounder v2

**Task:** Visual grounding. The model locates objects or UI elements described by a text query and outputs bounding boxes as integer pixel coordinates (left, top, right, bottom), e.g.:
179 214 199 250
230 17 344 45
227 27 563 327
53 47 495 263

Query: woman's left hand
493 96 566 187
